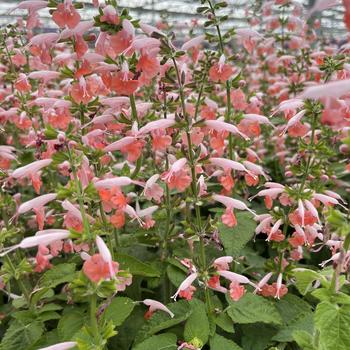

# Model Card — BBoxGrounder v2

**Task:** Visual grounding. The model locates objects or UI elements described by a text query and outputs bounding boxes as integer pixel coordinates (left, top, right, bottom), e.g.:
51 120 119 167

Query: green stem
171 54 211 313
298 113 317 195
90 294 99 340
207 0 233 160
67 146 92 241
130 94 138 123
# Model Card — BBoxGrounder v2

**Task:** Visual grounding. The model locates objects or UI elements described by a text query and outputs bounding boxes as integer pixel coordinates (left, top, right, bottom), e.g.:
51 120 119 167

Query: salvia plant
0 0 349 349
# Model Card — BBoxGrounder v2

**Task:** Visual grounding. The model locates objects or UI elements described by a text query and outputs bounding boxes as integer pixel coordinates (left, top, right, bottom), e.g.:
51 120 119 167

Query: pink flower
171 272 198 301
229 281 246 301
205 120 249 139
38 342 77 350
213 256 233 270
209 55 234 83
52 1 81 29
18 193 57 214
83 253 118 283
218 270 257 289
181 35 204 51
212 194 256 216
144 174 164 202
0 230 70 257
143 299 174 319
100 5 119 25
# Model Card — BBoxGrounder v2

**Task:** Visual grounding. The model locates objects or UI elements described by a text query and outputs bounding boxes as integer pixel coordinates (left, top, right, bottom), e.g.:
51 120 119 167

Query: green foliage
210 334 242 350
132 333 177 350
292 268 321 295
40 263 77 288
218 212 256 257
135 300 192 343
0 320 43 350
102 297 135 327
227 293 283 325
315 302 350 350
58 308 87 341
115 253 160 277
184 299 209 345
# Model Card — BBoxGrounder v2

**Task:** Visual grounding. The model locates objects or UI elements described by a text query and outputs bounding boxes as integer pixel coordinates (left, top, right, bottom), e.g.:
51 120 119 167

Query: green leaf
241 324 277 350
218 212 256 257
184 299 210 345
312 288 350 304
274 294 312 325
272 313 314 342
166 265 186 288
58 309 86 341
40 263 76 288
103 297 135 327
132 333 177 350
135 300 192 343
292 268 321 295
0 320 43 350
38 311 61 322
115 253 160 277
315 302 350 350
37 303 63 313
215 312 235 333
227 293 282 325
210 334 242 350
292 331 317 350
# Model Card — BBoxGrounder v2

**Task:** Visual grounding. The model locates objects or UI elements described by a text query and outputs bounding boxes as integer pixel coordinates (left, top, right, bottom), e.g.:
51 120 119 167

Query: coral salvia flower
38 342 77 350
0 230 70 257
209 54 234 82
52 0 81 29
229 281 246 301
143 299 174 319
83 253 118 283
171 272 198 301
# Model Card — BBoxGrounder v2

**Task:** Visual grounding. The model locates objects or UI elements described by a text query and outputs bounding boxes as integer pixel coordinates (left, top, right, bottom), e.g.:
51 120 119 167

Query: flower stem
67 146 92 242
171 54 211 313
207 0 233 160
90 293 99 340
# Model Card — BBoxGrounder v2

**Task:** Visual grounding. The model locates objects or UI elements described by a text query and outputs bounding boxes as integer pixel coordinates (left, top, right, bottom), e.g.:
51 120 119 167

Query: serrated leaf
227 293 282 325
135 300 192 343
315 302 350 350
103 297 135 327
241 323 277 350
215 312 235 333
37 303 63 313
115 253 160 277
292 268 321 295
274 294 312 324
312 288 350 304
58 309 86 341
166 265 186 288
292 331 317 350
0 320 43 350
210 334 242 350
184 299 209 345
273 313 314 342
40 263 76 288
218 212 256 257
38 311 61 322
132 333 177 350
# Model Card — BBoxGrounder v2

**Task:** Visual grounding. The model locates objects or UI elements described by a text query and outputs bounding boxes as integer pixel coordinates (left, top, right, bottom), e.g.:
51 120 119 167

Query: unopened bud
57 132 66 143
239 80 246 88
339 144 349 154
320 174 329 182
